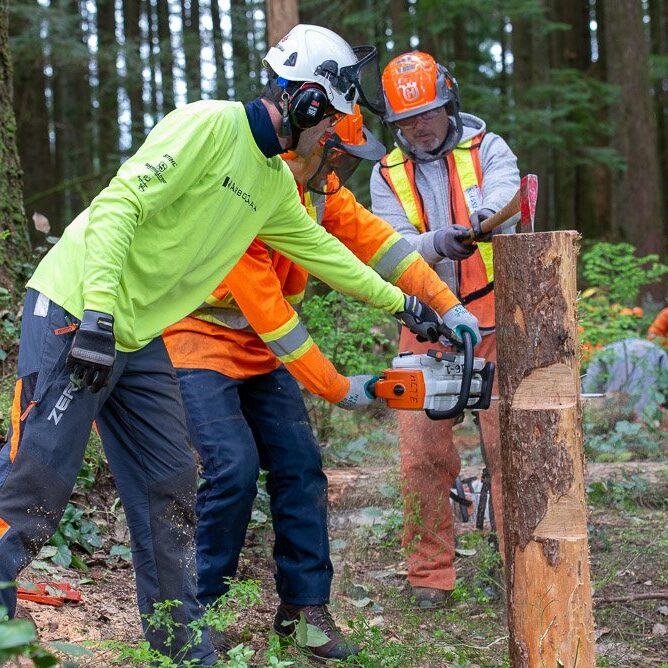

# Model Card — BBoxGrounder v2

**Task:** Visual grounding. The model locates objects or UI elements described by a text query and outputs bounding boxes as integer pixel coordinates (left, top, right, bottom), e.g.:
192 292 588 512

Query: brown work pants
398 331 503 591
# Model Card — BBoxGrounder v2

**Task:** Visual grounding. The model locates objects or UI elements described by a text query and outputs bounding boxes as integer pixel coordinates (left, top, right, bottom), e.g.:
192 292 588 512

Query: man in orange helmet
163 106 479 660
370 51 520 607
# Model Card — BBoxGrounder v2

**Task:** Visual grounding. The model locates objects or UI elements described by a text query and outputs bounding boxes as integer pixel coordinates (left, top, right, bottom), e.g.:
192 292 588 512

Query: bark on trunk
494 232 595 668
605 0 665 298
0 0 30 286
266 0 299 48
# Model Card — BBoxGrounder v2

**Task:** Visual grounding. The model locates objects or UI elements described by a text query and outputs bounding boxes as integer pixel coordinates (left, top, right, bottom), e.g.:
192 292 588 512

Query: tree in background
0 0 30 279
0 0 31 362
4 0 666 302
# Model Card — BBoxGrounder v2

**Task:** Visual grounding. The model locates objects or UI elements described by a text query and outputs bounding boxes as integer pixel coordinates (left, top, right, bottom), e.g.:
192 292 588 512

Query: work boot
273 603 360 661
411 586 453 609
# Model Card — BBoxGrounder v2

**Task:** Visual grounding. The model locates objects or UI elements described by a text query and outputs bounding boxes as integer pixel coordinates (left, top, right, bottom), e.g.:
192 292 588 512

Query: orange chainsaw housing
374 369 426 410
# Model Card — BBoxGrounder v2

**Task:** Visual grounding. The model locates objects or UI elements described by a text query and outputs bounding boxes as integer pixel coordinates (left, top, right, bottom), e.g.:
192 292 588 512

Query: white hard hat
264 24 385 116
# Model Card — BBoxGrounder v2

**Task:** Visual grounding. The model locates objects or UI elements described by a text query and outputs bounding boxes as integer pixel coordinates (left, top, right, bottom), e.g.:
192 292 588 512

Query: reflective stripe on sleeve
369 233 421 283
260 313 314 363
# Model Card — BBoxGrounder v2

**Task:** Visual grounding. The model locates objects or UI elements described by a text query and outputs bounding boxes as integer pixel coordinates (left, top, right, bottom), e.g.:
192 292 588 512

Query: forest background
0 1 667 666
1 0 668 282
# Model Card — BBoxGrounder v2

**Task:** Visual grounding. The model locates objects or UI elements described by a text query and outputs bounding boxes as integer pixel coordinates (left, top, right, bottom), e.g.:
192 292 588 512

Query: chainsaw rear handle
425 329 474 420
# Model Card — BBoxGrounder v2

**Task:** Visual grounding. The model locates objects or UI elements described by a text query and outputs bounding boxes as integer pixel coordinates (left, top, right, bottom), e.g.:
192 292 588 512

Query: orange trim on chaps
9 378 23 463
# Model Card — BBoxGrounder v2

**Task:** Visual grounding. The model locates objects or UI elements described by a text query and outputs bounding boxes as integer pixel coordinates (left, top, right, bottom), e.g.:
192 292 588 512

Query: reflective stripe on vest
451 142 494 284
381 148 426 233
260 312 314 363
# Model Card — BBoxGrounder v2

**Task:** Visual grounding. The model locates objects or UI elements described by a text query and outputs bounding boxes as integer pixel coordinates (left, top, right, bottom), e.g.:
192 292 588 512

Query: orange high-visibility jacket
163 179 459 404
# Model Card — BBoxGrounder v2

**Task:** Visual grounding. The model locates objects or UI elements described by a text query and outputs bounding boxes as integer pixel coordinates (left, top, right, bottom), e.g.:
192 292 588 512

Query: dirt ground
10 459 668 667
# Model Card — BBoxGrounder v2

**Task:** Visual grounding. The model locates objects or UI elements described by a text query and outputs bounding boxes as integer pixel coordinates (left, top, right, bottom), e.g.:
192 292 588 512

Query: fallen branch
594 592 668 605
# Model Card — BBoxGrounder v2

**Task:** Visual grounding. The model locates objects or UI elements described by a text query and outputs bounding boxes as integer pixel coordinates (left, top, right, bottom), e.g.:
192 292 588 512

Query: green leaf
36 546 59 560
70 553 89 572
47 641 93 657
28 651 60 667
295 614 308 647
109 545 133 562
305 623 330 648
52 544 72 568
0 619 37 649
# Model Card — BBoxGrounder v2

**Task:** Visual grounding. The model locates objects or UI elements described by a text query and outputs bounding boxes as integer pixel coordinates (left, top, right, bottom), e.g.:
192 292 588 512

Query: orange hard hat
382 52 459 122
381 51 463 162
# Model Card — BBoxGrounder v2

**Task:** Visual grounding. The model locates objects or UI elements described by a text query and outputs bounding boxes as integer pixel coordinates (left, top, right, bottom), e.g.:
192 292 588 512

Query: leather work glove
66 310 116 393
337 375 380 410
469 208 496 241
433 225 476 261
442 304 482 347
394 295 443 343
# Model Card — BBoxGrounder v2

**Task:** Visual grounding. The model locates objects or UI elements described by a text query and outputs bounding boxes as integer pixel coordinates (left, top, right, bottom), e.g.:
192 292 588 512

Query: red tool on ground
17 581 82 607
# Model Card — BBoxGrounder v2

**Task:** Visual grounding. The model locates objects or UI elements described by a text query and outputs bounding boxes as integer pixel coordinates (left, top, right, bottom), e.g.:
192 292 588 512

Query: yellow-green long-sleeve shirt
28 101 404 351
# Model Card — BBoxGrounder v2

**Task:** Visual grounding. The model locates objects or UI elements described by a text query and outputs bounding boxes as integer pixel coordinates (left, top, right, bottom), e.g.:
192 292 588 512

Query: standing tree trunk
0 0 31 288
181 0 202 101
97 0 120 174
156 0 175 110
649 0 668 247
210 0 227 99
547 0 591 235
10 0 60 238
495 231 595 667
511 11 551 230
605 0 665 298
50 0 94 231
123 0 145 149
266 0 298 48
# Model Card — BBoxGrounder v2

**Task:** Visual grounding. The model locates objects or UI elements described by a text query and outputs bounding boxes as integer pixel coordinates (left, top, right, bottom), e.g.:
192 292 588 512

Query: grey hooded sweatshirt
370 113 520 328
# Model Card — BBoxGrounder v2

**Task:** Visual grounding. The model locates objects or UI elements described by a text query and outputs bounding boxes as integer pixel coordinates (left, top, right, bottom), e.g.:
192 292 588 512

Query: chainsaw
373 329 495 420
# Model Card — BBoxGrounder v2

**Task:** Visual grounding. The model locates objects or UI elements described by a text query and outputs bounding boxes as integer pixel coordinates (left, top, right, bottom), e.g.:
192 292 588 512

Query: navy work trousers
176 366 333 607
0 290 215 664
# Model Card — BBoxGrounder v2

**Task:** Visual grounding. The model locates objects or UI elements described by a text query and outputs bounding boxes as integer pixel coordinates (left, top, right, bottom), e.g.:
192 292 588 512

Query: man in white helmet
0 27 470 661
370 51 519 607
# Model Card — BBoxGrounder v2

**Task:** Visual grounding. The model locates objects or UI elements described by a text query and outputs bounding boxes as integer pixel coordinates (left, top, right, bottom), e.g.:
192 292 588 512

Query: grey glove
469 208 496 241
442 304 482 346
66 310 116 392
433 225 475 261
394 295 442 343
337 375 379 410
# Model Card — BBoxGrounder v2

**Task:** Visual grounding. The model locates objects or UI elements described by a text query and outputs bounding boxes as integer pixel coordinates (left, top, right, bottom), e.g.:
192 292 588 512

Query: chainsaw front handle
425 330 474 420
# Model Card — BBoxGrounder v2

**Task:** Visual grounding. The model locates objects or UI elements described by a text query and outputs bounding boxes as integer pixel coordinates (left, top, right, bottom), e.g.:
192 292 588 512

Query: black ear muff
289 84 330 129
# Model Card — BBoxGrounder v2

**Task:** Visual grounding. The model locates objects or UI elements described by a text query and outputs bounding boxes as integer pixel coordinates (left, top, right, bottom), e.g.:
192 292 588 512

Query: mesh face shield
316 45 386 117
306 126 386 194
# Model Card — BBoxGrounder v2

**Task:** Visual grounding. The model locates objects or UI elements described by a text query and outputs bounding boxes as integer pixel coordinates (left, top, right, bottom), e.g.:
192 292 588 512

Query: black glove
66 310 116 393
394 295 442 343
469 208 496 241
433 225 476 261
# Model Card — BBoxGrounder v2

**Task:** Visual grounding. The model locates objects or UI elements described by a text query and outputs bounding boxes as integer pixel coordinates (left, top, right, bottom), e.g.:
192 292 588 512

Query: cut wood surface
495 231 595 667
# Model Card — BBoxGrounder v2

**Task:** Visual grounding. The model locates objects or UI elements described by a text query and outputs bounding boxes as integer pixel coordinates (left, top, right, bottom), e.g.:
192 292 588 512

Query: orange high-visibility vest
379 134 496 329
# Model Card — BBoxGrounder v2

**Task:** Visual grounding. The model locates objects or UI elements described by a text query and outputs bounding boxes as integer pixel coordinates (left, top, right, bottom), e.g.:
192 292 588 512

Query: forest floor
7 417 668 668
